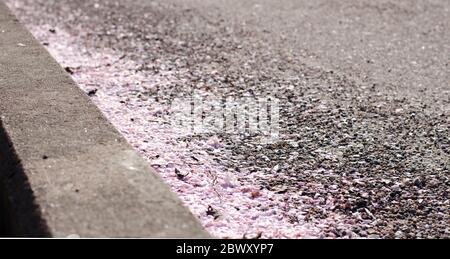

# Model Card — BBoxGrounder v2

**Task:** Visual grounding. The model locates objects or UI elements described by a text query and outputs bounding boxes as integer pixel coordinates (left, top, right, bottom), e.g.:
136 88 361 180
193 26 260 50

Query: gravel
6 0 449 238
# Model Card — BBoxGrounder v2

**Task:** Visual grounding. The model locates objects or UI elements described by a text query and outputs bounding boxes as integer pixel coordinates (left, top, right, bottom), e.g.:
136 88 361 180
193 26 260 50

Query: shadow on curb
0 119 51 237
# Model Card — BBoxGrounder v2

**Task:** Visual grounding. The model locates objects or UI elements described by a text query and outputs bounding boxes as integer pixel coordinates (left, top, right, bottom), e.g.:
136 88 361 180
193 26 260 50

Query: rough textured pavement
0 0 208 237
5 0 449 238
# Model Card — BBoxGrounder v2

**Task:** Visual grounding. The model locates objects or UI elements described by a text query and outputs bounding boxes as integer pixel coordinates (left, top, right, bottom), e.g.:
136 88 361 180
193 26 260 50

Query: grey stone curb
0 1 209 238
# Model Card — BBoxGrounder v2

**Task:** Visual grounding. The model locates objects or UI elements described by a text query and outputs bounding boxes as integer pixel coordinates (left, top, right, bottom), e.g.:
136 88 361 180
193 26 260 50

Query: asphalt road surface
7 0 449 238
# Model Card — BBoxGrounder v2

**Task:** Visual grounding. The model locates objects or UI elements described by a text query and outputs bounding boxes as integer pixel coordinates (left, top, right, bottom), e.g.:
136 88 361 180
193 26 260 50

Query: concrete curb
0 1 209 238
